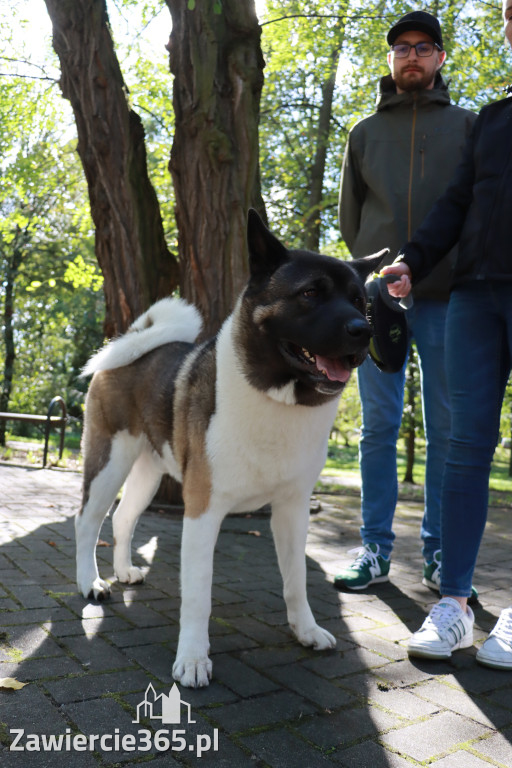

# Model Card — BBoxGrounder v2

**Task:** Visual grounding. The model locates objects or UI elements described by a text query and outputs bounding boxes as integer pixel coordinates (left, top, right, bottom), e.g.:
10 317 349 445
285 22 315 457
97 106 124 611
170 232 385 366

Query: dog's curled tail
81 298 203 377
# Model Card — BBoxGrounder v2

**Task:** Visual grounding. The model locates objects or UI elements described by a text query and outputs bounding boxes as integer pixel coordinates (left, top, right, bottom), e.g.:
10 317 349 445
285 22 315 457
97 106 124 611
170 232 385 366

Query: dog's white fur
82 298 202 376
76 299 338 687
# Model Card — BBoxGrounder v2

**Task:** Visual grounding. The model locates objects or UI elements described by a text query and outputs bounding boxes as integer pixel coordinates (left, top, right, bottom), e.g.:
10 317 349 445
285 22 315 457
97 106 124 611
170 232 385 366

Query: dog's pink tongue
315 355 351 383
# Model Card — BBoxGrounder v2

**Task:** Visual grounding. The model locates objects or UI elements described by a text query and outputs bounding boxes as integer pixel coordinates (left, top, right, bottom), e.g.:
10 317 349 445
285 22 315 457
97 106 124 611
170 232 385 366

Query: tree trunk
402 347 418 483
43 0 179 338
166 0 265 336
303 24 346 252
0 232 24 446
402 345 417 484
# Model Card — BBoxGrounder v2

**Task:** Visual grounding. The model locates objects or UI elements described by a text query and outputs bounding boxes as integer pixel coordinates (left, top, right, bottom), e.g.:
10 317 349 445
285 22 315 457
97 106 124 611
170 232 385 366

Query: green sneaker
334 543 390 591
423 549 479 605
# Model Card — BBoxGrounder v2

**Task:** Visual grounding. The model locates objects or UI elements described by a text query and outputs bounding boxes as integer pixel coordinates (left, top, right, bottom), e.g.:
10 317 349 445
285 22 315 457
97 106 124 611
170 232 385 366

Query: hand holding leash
365 272 411 373
380 263 412 302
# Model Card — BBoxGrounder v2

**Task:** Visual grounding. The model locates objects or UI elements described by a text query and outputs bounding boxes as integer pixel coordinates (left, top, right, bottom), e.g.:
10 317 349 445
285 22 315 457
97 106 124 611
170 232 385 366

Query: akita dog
76 210 385 687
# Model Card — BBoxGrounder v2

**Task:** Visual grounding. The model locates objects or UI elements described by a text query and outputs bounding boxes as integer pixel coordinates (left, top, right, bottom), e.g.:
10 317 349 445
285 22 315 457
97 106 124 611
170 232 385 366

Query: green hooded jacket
338 72 477 300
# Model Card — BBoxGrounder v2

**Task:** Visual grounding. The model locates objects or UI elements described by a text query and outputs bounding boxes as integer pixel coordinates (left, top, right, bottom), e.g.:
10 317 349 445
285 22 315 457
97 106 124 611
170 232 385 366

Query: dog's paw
80 578 111 602
295 624 336 651
115 566 145 585
172 656 212 688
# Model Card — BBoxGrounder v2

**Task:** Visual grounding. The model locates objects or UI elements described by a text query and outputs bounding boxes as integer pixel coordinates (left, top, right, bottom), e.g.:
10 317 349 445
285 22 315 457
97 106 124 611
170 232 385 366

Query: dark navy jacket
398 94 512 285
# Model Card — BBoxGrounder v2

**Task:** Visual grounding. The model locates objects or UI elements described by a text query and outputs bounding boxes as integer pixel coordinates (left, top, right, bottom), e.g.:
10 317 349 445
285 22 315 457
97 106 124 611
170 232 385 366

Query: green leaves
64 255 103 291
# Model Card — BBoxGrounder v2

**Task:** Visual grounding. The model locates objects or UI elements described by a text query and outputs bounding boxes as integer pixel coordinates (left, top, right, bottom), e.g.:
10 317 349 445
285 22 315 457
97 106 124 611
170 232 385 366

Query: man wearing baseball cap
336 12 477 596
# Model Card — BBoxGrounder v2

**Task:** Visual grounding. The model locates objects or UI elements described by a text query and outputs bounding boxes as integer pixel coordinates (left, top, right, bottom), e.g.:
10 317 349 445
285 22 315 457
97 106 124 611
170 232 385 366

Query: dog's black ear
350 249 389 281
247 208 288 279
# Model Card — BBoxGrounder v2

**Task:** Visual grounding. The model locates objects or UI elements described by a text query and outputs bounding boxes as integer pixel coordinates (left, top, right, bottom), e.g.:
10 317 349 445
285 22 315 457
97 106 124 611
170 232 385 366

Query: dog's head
234 209 387 406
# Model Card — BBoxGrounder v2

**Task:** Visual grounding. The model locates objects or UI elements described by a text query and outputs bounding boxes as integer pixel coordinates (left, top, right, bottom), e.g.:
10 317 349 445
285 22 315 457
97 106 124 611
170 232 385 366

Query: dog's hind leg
271 494 336 651
172 509 224 688
76 432 138 601
113 450 162 586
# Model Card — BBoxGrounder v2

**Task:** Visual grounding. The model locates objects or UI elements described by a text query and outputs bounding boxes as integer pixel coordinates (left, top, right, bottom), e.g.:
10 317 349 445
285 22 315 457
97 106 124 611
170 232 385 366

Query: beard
393 66 434 92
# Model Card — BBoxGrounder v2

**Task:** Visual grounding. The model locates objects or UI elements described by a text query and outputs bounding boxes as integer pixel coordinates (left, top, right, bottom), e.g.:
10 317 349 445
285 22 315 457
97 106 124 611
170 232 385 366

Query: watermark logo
133 682 195 725
10 681 218 757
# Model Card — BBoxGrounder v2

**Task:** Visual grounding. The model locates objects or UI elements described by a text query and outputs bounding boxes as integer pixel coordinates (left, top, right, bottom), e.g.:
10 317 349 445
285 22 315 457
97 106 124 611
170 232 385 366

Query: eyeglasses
391 42 441 58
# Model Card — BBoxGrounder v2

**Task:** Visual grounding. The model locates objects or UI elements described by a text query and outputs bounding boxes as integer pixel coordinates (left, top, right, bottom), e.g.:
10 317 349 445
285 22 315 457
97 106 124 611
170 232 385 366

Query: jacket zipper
407 96 417 241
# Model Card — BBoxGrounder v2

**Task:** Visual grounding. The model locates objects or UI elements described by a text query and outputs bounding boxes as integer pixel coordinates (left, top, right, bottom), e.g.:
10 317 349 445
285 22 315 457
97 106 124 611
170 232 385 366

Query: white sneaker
476 607 512 670
408 598 474 659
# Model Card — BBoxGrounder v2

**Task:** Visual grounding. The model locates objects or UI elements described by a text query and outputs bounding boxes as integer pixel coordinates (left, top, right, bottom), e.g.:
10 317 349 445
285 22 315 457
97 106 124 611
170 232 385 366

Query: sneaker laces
490 607 512 644
347 545 381 571
422 600 463 636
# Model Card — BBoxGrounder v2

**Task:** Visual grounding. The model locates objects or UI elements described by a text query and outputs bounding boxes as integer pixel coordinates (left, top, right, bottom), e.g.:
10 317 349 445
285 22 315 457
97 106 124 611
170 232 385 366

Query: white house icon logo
133 683 196 725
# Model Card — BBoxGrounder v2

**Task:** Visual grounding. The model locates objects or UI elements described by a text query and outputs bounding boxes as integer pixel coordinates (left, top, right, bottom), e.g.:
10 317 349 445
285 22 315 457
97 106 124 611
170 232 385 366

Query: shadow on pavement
0 465 511 767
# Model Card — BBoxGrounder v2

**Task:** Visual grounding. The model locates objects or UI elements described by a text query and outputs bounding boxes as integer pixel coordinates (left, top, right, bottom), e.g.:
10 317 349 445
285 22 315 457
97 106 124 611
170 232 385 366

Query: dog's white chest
205 319 339 510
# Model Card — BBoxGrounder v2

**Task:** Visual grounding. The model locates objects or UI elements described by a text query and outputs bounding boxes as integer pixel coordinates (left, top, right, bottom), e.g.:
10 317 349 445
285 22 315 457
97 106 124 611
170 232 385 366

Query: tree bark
166 0 266 336
43 0 179 337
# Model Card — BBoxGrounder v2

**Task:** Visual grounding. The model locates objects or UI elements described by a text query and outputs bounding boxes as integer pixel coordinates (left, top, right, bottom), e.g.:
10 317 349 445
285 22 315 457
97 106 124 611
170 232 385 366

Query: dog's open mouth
281 342 361 383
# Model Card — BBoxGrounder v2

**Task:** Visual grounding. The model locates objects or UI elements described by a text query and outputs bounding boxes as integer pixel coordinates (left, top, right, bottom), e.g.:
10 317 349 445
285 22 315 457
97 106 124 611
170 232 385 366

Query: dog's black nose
345 317 371 340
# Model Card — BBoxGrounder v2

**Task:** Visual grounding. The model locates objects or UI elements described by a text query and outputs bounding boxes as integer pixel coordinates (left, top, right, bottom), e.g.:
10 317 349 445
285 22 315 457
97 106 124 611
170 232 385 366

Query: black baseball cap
387 10 443 49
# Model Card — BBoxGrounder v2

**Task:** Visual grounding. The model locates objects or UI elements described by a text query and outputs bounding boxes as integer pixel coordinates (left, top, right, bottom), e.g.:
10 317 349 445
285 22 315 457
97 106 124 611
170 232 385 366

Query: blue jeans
440 281 512 597
357 299 450 561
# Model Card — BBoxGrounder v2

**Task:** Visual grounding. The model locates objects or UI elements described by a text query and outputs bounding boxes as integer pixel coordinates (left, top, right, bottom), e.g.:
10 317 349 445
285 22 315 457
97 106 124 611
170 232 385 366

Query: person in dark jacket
383 0 512 671
335 11 476 593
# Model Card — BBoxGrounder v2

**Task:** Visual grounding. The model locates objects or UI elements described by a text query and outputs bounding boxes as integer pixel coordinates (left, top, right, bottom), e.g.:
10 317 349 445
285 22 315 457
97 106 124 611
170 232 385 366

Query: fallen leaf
248 530 261 537
0 678 28 690
97 540 111 547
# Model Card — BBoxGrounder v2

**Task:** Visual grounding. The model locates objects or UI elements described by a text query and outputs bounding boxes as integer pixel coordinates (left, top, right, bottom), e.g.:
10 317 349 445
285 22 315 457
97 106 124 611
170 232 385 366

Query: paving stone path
0 463 511 767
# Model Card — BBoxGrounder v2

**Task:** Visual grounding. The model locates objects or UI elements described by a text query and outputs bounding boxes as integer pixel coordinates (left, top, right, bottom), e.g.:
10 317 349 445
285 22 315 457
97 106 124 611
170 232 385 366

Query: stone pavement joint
0 463 511 767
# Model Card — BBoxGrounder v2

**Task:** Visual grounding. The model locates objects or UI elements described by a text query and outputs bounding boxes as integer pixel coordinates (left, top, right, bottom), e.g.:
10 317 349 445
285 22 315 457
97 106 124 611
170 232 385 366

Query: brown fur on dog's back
81 342 190 505
81 339 218 518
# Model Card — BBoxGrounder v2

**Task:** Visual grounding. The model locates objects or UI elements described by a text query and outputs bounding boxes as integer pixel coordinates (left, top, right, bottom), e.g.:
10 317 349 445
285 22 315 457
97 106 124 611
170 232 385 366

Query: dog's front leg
173 511 222 688
271 496 336 651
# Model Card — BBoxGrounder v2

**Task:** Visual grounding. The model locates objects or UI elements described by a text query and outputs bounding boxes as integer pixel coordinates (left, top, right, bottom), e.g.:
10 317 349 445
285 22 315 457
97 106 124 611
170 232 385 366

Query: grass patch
2 429 82 469
322 438 512 502
5 431 81 450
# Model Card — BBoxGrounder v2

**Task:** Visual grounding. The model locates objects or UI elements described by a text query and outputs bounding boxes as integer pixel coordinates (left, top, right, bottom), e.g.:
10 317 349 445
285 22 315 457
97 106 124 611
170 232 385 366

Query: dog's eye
303 288 319 298
353 295 365 312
